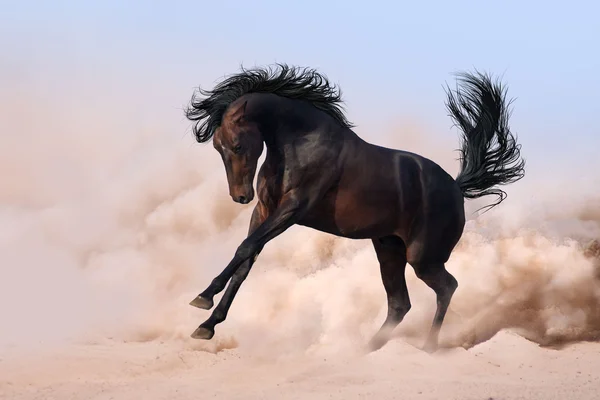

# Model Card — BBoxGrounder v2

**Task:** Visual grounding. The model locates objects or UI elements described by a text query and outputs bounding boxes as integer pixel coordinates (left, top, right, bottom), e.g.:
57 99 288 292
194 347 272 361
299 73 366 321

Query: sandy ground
1 332 599 400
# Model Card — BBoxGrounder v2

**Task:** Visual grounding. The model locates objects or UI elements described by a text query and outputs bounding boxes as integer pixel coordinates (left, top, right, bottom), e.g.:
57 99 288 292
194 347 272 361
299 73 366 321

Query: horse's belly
296 217 380 239
297 189 398 239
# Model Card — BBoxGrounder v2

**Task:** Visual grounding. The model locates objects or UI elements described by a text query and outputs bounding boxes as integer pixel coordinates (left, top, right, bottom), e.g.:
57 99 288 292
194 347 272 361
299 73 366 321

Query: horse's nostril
238 196 247 204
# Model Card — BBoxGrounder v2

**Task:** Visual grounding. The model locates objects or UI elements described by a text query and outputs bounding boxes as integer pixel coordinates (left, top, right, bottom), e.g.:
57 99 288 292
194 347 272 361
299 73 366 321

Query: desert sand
1 331 599 400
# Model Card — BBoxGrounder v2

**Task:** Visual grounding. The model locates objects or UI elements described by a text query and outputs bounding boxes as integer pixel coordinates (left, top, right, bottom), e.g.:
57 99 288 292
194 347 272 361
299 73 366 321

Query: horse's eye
233 144 242 154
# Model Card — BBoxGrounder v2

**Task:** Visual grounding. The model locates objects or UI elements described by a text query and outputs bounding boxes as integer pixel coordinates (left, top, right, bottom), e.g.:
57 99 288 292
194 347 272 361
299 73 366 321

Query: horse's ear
231 100 248 124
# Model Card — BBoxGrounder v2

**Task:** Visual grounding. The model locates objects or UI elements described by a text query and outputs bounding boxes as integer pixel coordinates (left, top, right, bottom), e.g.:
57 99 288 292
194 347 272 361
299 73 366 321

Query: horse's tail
446 70 525 212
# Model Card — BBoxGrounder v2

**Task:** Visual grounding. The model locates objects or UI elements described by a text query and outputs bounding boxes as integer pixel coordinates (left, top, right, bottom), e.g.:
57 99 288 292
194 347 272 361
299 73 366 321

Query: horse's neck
263 141 284 168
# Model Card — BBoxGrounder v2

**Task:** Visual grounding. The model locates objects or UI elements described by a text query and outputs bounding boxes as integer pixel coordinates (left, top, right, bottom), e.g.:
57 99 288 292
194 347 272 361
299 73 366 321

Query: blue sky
2 0 599 180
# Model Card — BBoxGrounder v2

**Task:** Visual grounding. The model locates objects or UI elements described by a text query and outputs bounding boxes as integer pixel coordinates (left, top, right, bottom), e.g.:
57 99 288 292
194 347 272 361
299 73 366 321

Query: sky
2 0 599 181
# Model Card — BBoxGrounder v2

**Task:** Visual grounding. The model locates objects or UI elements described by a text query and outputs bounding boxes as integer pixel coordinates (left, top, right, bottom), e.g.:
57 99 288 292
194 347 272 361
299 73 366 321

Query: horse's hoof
189 295 213 310
422 342 438 354
191 326 214 340
367 335 389 352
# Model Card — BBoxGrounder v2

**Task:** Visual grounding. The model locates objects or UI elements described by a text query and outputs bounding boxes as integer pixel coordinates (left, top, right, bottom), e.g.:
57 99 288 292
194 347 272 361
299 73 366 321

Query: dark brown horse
184 64 525 352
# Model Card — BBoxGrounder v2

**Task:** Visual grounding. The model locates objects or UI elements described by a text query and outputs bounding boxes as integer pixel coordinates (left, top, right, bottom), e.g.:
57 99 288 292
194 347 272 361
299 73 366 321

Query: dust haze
2 70 600 399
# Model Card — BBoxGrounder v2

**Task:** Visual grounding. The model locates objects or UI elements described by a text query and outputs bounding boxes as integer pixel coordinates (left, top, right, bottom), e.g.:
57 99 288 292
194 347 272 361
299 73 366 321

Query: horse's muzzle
231 188 254 204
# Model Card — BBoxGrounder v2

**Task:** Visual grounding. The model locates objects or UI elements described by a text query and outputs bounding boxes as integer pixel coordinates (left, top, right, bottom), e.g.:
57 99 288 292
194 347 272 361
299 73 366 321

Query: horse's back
296 140 464 249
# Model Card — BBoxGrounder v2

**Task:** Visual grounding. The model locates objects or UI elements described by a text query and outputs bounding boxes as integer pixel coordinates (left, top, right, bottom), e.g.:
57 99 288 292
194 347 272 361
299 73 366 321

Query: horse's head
214 99 264 204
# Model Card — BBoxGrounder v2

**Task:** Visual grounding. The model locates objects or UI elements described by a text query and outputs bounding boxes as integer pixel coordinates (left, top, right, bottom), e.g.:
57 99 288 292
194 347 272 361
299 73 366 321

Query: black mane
185 64 353 143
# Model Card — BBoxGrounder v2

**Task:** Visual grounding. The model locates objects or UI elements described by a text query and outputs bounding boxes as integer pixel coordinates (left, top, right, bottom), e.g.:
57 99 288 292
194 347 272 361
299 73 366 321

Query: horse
183 64 525 352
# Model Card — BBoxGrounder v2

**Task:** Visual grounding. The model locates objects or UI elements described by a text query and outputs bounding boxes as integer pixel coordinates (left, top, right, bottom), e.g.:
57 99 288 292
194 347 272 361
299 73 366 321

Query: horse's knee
236 238 265 262
235 241 257 261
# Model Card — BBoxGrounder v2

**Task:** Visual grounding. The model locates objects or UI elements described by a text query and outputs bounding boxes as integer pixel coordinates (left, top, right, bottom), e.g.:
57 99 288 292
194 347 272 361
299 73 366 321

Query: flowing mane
185 64 353 143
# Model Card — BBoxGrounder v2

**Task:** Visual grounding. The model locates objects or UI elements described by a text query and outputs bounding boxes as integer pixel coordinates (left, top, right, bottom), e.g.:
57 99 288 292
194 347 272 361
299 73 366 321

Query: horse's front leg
189 192 307 339
188 202 268 311
190 203 268 339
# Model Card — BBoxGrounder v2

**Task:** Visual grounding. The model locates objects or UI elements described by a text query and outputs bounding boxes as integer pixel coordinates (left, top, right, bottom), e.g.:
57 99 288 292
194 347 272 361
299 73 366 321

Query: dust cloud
1 78 600 367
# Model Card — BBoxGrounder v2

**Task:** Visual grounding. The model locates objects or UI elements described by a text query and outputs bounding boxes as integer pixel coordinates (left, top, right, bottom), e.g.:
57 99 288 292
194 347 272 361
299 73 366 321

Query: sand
1 332 599 399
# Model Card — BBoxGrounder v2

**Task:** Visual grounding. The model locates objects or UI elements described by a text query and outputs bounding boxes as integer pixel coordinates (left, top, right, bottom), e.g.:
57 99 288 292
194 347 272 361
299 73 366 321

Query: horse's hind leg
368 236 411 351
411 262 458 353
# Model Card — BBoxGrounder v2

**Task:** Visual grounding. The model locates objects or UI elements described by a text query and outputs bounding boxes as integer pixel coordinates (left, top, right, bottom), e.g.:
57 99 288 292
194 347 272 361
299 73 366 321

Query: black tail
445 70 525 212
